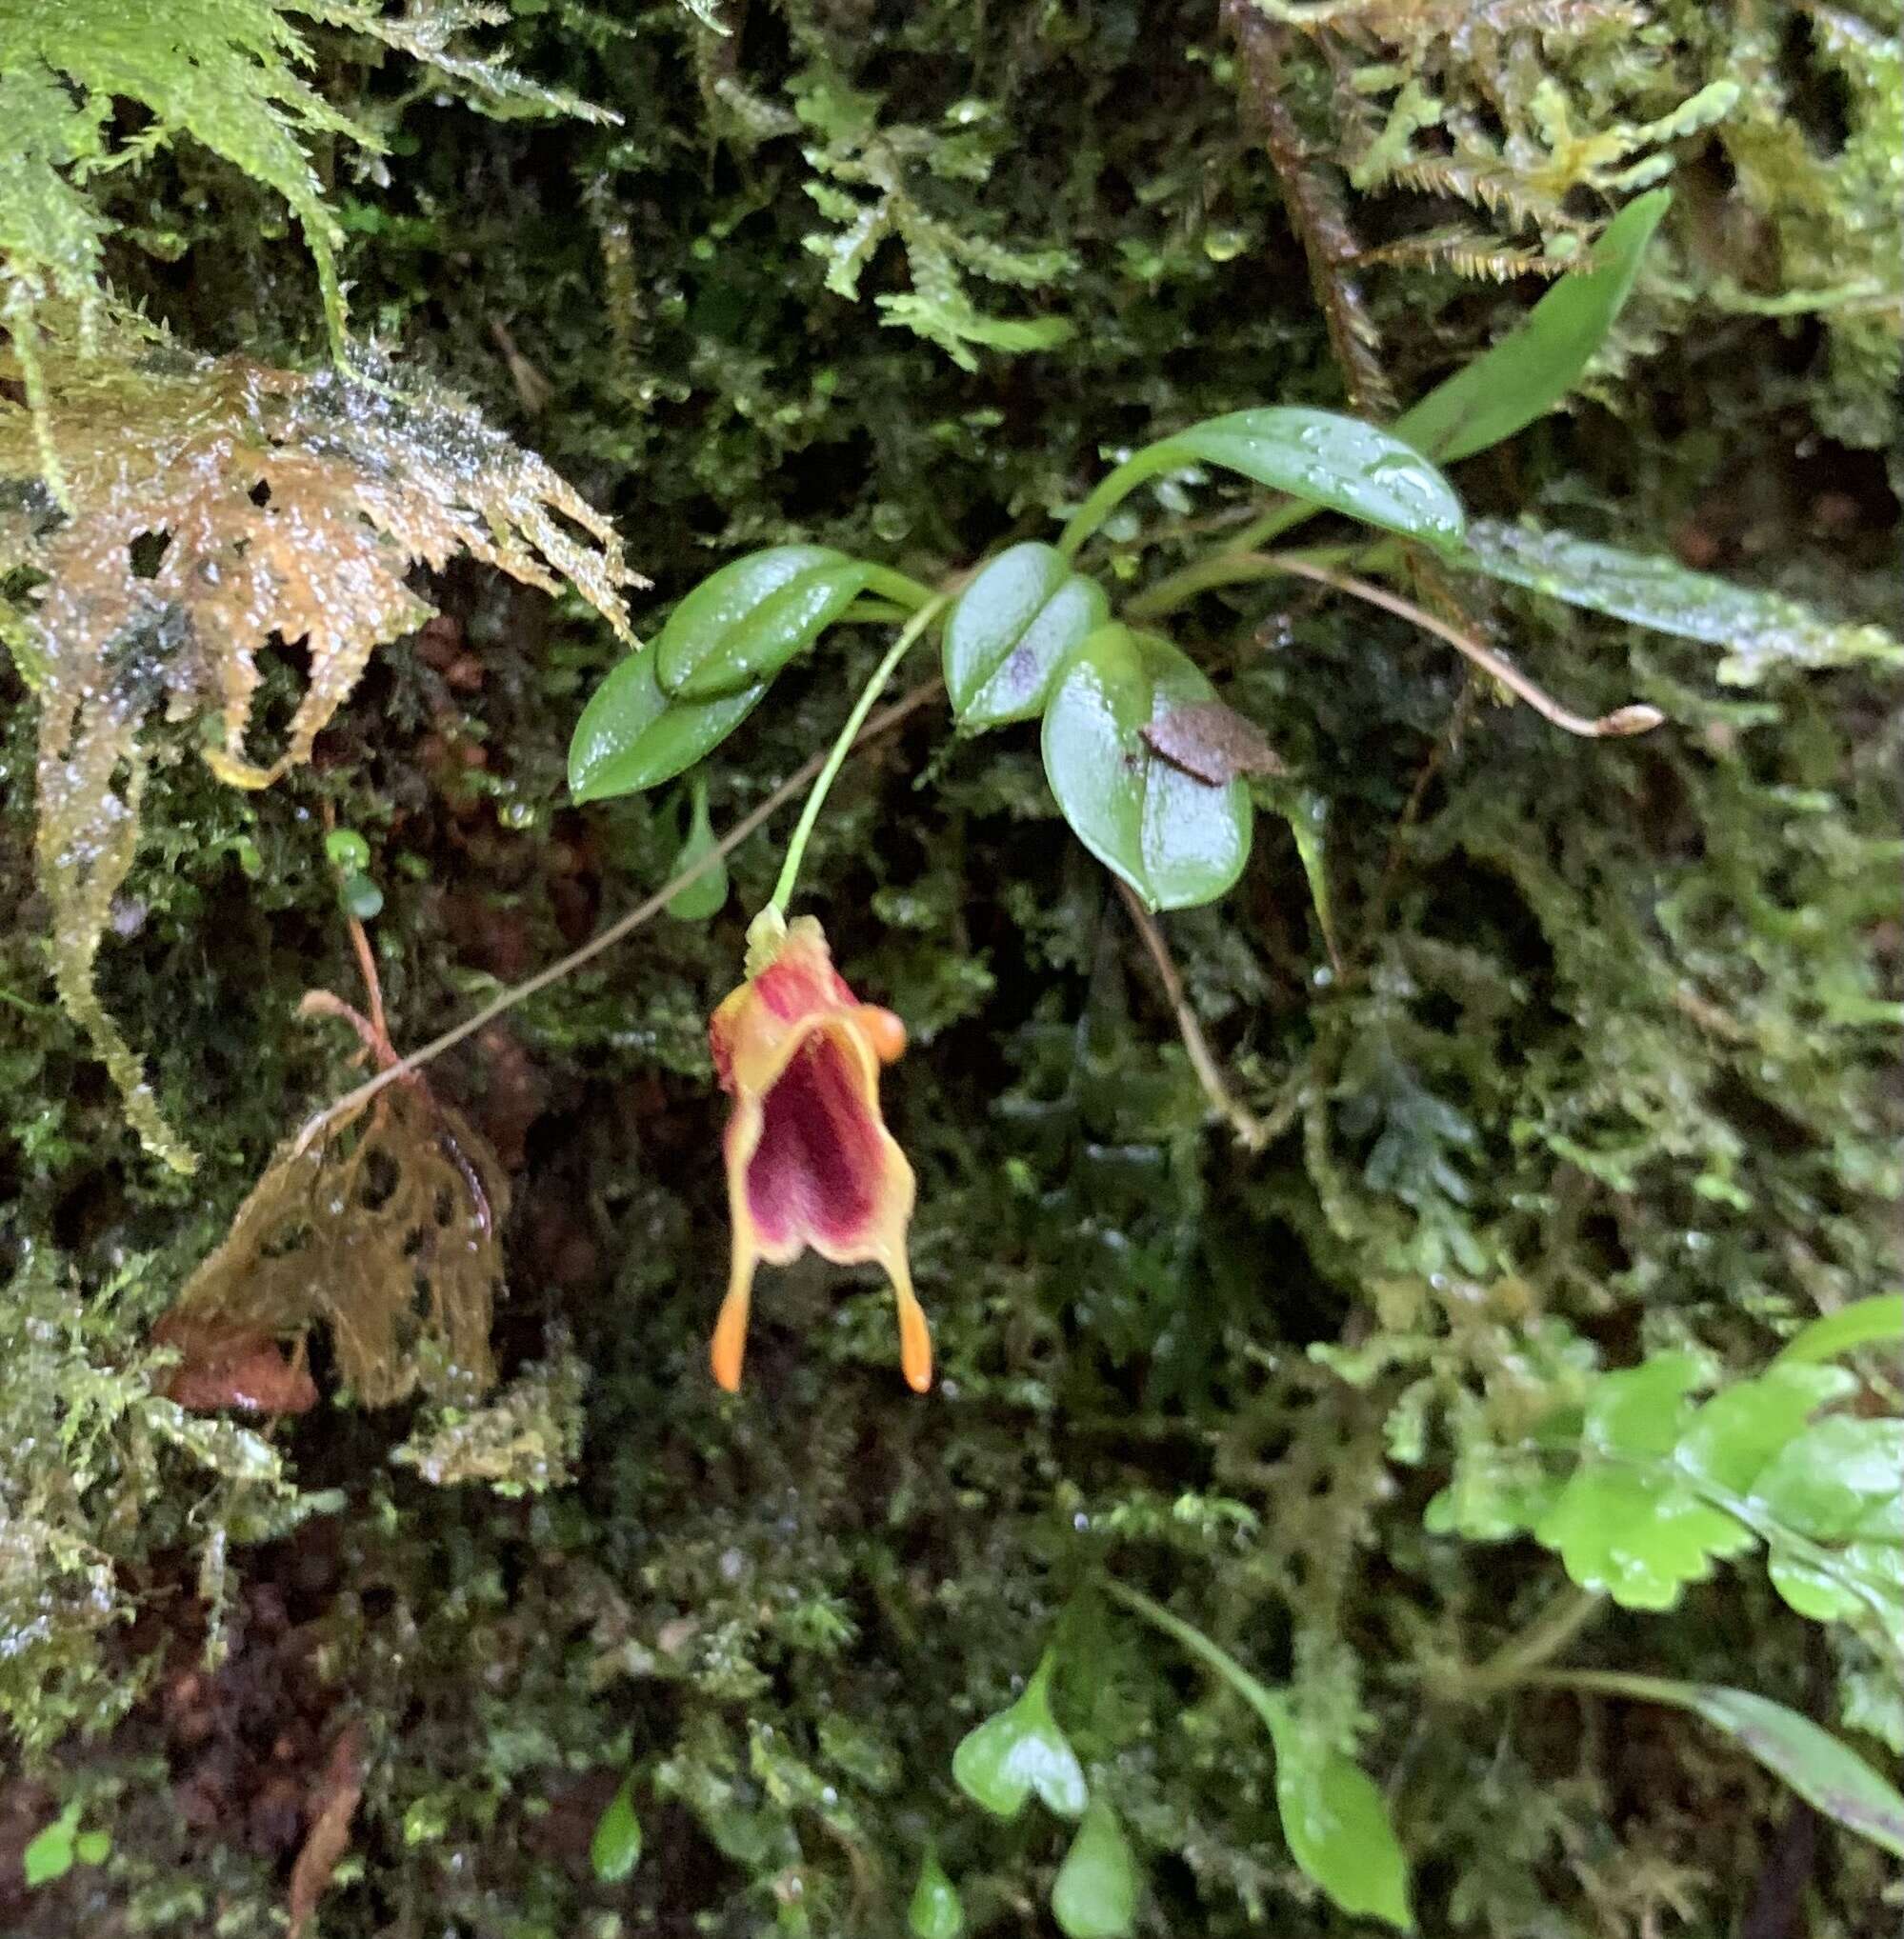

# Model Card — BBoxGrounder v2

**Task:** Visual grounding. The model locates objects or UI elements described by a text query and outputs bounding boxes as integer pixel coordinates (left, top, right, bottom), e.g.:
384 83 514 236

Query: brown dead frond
0 313 639 1169
165 992 511 1409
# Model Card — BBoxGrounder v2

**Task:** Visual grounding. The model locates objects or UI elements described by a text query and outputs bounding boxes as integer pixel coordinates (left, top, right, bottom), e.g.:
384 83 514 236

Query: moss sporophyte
707 909 930 1395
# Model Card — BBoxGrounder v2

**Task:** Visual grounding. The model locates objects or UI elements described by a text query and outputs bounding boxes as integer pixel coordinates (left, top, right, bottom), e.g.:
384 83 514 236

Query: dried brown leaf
167 1061 511 1409
154 1318 318 1415
0 313 639 1169
287 1722 366 1939
1142 701 1286 785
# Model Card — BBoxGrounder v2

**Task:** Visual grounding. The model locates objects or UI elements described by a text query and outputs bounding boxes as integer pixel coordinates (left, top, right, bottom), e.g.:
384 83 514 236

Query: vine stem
291 675 943 1154
768 594 949 914
1132 549 1662 740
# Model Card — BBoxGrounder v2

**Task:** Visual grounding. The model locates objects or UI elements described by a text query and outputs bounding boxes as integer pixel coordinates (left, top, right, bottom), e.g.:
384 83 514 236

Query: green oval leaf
942 543 1110 730
22 1807 80 1889
1563 1673 1904 1860
591 1773 644 1883
568 650 768 801
666 772 729 920
1394 190 1671 465
1273 1735 1414 1932
1773 1295 1904 1367
907 1848 966 1939
1060 410 1464 557
1041 625 1253 911
1456 520 1904 687
1051 1796 1139 1939
951 1655 1088 1820
654 546 871 699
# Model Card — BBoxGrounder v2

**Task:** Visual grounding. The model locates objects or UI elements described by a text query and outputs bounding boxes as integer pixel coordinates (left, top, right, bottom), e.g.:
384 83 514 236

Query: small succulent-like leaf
1040 625 1253 912
951 1655 1088 1820
653 545 870 699
1061 409 1464 557
568 650 768 801
1456 520 1904 686
666 772 730 920
1051 1796 1139 1939
1394 190 1671 465
942 542 1109 729
907 1848 966 1939
591 1774 644 1883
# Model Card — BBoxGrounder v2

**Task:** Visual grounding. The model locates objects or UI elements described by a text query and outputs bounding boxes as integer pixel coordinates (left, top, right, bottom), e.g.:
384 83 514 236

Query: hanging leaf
1041 626 1253 911
1773 1296 1904 1368
951 1653 1088 1820
1393 190 1672 465
1456 519 1904 686
161 997 511 1408
1271 1729 1414 1932
1051 1796 1139 1939
591 1774 645 1883
1 316 637 1170
666 772 730 920
568 650 768 802
942 542 1109 730
1557 1673 1904 1860
1060 408 1464 557
651 545 871 698
907 1847 966 1939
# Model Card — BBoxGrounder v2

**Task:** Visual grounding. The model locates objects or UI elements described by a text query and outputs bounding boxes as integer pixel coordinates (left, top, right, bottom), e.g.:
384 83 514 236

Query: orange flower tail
894 1264 932 1393
711 1271 752 1392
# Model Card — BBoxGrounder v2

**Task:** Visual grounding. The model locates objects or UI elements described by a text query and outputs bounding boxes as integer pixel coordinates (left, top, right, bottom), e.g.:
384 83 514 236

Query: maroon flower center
747 1027 881 1251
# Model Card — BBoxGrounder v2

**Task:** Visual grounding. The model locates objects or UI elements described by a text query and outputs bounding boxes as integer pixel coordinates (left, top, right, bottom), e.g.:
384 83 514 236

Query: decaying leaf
165 1010 511 1409
154 1318 319 1416
0 314 638 1169
1143 700 1287 785
287 1721 366 1939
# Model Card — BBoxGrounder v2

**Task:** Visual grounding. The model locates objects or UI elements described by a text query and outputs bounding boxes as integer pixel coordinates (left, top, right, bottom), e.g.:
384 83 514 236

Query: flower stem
768 594 950 915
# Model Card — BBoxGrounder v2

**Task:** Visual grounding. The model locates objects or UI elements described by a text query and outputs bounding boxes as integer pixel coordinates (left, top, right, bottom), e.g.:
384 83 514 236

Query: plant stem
1453 1588 1606 1699
863 564 937 610
1100 1579 1288 1737
768 594 949 914
292 677 945 1151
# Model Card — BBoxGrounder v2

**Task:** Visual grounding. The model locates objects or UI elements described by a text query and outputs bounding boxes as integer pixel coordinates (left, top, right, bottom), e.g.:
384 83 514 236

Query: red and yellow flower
707 914 931 1393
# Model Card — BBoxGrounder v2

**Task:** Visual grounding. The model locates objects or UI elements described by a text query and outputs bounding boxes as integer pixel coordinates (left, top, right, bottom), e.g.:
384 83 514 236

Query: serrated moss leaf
1040 626 1253 911
653 546 869 698
943 542 1109 729
1051 1797 1139 1939
568 650 767 801
1459 520 1904 685
1395 190 1671 465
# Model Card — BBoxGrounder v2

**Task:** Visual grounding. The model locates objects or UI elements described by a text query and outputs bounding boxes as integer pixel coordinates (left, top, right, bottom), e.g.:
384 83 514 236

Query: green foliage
21 1802 111 1888
952 1653 1088 1821
588 1772 643 1882
942 544 1109 731
1461 520 1904 686
1052 1796 1140 1939
1429 1351 1904 1655
907 1848 966 1939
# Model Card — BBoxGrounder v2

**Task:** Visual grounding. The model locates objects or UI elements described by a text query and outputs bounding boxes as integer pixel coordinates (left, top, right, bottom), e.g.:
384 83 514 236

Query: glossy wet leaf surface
653 545 869 698
1041 626 1253 911
568 650 767 801
1272 1732 1413 1933
942 541 1109 730
1459 519 1904 685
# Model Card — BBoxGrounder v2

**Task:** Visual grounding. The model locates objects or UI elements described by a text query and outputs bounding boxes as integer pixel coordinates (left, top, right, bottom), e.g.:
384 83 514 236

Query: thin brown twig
1114 878 1271 1152
293 677 943 1153
1263 552 1664 739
